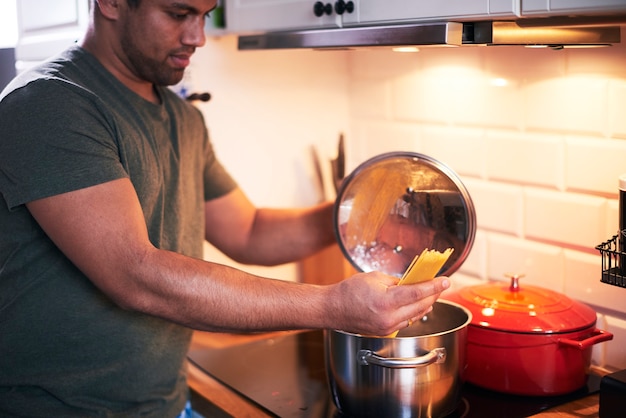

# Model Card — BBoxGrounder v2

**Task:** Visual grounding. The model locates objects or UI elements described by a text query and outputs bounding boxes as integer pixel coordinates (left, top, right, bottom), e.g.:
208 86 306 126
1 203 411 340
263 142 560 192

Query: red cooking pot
443 274 613 396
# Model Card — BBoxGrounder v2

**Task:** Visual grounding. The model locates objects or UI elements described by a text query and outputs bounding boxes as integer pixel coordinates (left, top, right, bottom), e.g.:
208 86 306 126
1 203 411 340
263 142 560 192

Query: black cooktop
187 330 600 418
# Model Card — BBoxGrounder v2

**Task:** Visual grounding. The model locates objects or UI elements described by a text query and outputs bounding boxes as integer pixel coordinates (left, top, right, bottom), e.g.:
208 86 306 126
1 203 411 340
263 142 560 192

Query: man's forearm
239 201 336 265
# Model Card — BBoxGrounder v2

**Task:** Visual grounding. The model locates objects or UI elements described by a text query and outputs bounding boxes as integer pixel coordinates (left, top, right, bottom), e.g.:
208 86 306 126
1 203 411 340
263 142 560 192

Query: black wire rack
596 234 626 288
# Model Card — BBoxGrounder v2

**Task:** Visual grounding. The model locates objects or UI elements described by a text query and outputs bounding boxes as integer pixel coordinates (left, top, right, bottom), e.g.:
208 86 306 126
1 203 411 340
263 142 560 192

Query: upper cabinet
224 0 341 32
16 0 89 63
341 0 518 26
225 0 626 33
522 0 626 16
225 0 519 32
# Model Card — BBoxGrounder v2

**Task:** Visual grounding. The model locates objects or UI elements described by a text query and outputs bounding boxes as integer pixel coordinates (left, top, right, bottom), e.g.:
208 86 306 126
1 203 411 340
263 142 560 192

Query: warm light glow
559 44 613 49
490 78 508 87
481 307 496 316
392 46 420 53
524 44 612 49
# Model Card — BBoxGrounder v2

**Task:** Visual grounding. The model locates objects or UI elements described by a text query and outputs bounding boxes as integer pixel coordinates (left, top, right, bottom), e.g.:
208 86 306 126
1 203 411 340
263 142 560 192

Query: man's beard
122 39 186 86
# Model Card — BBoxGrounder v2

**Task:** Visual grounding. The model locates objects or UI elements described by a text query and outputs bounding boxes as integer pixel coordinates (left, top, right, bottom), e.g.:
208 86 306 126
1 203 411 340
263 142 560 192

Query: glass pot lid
333 152 476 278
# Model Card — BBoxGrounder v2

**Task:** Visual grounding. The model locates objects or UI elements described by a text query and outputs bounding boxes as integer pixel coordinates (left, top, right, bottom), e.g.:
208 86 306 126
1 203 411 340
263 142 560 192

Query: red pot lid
443 275 597 334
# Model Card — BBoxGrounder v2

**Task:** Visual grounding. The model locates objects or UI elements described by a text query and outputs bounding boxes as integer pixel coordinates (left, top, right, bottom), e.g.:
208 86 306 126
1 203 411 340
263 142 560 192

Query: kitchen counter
187 331 602 418
188 331 284 417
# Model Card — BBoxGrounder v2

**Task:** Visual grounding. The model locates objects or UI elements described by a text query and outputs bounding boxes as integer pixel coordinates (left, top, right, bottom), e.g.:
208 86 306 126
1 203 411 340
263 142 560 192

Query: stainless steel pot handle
357 347 446 368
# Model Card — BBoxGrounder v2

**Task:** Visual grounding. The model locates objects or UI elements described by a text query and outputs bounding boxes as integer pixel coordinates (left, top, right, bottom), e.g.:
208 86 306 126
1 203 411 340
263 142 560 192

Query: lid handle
505 273 525 292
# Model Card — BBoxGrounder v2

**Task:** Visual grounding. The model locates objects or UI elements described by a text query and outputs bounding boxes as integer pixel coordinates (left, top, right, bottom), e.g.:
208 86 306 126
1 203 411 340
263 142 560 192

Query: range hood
238 22 464 50
238 20 622 51
469 21 621 48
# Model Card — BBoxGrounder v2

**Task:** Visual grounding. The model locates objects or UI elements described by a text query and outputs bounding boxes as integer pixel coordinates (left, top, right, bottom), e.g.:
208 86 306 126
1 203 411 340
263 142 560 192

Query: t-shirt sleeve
202 147 237 201
198 122 238 202
0 79 128 210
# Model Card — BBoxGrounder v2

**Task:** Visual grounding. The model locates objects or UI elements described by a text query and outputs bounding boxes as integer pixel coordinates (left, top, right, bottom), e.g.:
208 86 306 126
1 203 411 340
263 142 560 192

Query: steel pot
443 274 613 396
324 300 472 418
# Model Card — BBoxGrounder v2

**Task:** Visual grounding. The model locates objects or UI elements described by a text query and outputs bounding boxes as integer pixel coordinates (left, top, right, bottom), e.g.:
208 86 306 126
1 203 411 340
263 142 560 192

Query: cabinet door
16 0 89 62
522 0 626 15
342 0 519 26
225 0 340 32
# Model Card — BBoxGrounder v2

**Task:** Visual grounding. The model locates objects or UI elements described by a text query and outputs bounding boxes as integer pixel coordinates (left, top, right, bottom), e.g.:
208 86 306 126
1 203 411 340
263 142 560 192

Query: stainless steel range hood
238 22 463 50
238 20 621 51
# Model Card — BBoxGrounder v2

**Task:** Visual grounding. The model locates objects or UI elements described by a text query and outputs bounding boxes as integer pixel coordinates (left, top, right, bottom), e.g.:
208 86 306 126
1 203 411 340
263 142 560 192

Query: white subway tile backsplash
591 320 605 368
566 45 626 79
348 49 424 79
351 121 422 162
590 313 612 369
397 67 522 128
486 130 564 188
609 79 626 138
604 315 626 370
524 188 606 248
463 178 524 236
563 249 626 314
486 233 564 292
392 64 491 126
392 71 451 124
605 199 619 239
445 272 485 294
349 78 391 120
484 46 566 80
420 126 486 178
469 81 524 129
458 229 488 279
418 46 485 70
524 76 608 136
566 136 626 194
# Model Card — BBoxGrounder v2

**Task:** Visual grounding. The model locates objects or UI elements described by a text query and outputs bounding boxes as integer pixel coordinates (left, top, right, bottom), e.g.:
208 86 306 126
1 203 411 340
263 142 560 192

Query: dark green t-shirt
0 46 237 417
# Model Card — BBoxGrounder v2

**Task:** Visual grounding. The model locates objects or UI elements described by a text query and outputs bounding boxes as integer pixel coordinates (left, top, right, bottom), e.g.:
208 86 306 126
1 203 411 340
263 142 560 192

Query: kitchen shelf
596 235 626 288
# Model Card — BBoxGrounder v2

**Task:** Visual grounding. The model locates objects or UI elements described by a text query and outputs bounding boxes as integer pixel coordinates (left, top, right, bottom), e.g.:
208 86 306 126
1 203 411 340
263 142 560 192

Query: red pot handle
558 329 613 350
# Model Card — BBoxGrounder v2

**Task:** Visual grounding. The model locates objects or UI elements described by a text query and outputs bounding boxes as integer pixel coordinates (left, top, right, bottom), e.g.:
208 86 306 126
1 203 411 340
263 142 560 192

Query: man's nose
183 17 206 48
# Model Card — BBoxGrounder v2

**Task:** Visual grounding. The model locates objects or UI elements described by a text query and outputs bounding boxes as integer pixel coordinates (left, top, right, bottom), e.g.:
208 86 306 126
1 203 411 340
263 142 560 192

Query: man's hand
323 273 450 337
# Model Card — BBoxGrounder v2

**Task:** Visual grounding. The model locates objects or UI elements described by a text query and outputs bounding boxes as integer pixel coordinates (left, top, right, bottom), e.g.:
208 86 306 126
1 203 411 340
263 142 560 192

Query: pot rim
330 299 472 339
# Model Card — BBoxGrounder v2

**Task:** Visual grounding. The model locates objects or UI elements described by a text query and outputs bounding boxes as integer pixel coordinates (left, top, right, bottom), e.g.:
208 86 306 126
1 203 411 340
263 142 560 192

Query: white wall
0 0 18 48
191 35 351 281
345 30 626 372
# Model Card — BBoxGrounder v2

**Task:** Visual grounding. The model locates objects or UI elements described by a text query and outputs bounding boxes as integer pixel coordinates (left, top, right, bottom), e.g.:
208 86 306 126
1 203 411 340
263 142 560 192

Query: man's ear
95 0 122 20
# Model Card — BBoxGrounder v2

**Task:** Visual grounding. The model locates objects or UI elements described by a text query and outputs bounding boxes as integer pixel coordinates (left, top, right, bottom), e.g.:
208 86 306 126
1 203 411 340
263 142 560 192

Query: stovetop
187 330 600 418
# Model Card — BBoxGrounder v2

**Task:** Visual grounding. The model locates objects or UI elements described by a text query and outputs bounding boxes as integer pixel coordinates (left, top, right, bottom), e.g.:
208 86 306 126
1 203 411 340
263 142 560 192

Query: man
0 0 450 416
